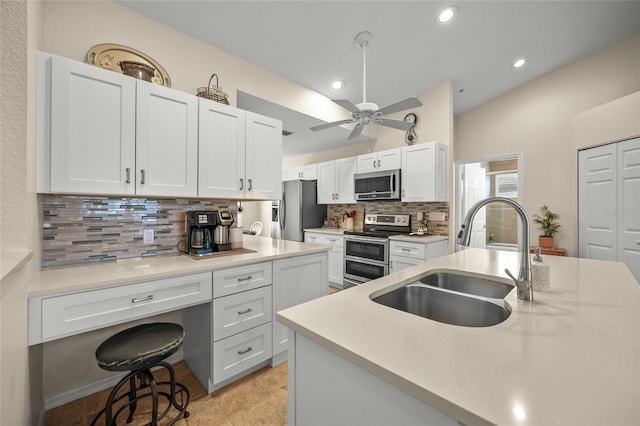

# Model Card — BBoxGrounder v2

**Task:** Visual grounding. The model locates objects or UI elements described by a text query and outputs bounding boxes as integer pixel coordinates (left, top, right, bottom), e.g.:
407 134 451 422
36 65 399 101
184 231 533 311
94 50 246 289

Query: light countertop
388 234 449 243
29 236 329 298
277 248 640 425
303 228 345 235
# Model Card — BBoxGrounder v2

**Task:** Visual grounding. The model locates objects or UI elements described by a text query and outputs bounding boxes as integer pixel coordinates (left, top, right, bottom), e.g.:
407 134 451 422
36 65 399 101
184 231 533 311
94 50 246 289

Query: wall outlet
429 212 446 222
143 229 154 244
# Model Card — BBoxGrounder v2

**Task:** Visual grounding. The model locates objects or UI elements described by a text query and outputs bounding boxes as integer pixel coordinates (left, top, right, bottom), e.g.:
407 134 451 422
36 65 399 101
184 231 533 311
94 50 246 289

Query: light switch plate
143 229 154 244
429 212 446 222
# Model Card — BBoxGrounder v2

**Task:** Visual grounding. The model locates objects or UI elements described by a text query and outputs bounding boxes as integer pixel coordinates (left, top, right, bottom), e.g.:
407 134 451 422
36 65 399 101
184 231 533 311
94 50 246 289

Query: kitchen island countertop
277 248 640 425
29 235 329 297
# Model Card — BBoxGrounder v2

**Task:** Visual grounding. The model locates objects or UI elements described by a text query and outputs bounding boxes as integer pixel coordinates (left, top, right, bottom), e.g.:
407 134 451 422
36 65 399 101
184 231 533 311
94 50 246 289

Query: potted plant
532 205 560 249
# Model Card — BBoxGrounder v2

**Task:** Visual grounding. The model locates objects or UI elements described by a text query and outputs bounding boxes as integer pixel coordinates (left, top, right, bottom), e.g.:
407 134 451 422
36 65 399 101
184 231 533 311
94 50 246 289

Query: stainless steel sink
372 272 513 327
419 271 514 299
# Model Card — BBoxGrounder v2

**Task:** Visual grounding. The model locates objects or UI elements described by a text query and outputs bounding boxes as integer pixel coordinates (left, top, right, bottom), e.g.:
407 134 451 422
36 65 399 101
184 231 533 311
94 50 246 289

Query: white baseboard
44 352 183 411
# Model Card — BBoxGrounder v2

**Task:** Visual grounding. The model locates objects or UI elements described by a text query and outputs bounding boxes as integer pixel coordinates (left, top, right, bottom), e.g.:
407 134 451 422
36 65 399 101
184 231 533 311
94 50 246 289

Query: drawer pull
238 346 253 355
401 248 411 252
131 295 153 303
237 276 253 282
238 307 253 315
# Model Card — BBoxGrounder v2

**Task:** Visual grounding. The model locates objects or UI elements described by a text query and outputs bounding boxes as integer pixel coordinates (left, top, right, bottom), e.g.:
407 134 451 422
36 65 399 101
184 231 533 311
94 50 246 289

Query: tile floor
45 285 341 426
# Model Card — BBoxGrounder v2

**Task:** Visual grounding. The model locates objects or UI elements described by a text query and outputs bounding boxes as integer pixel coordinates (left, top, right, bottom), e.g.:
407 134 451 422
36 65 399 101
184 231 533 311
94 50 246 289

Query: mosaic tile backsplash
42 195 237 268
328 201 450 235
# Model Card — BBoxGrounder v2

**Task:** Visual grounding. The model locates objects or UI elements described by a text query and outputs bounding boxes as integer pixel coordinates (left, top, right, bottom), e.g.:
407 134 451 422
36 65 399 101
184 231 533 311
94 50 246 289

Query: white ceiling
118 1 640 157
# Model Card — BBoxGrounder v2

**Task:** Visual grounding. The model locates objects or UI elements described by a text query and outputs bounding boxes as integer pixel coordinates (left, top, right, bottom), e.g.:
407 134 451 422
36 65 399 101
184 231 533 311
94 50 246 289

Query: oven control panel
365 214 411 226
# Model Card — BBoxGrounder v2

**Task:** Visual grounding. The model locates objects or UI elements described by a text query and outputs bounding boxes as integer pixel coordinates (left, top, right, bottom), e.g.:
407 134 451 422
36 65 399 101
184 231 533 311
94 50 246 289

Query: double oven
343 214 410 288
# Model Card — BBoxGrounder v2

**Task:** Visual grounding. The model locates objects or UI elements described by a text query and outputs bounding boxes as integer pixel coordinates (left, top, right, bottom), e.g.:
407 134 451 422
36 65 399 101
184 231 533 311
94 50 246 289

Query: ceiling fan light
331 80 345 90
437 7 457 24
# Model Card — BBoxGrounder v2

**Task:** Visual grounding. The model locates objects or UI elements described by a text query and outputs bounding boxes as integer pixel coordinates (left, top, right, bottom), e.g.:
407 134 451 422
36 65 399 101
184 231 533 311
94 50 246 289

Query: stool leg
157 361 191 422
93 370 136 426
126 373 138 423
141 369 160 425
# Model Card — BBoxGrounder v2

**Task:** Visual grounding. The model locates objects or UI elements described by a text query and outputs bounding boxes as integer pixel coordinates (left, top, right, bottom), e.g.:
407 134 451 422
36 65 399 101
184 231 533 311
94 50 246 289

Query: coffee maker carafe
185 211 216 256
213 210 234 252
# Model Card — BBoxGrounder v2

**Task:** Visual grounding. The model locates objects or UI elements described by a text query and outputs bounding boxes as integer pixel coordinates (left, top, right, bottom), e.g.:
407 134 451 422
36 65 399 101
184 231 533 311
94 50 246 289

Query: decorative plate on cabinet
85 43 171 87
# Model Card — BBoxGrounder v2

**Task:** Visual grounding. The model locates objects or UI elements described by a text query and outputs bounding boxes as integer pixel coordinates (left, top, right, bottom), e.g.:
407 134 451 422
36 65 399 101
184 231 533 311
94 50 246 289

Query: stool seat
96 323 184 371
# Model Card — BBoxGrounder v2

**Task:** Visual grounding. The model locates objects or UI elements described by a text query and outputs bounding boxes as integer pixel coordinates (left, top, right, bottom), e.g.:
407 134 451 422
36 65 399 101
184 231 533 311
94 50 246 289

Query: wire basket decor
196 73 229 105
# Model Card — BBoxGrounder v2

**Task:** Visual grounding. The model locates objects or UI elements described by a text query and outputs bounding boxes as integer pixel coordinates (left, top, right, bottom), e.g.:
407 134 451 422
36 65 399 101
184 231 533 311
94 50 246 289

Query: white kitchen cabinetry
389 239 448 274
199 99 282 200
272 253 328 362
579 137 640 282
29 272 212 345
356 148 402 173
305 232 344 288
285 164 318 181
46 54 136 194
317 157 357 204
401 142 447 202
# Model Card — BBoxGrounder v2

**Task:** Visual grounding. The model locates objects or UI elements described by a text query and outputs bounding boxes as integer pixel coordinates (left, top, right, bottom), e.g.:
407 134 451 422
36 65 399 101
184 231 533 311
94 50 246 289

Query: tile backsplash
41 195 237 268
327 201 450 235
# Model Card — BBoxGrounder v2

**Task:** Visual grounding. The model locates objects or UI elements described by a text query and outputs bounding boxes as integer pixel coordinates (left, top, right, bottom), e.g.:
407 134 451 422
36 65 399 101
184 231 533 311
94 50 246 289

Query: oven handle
344 235 389 245
345 255 388 267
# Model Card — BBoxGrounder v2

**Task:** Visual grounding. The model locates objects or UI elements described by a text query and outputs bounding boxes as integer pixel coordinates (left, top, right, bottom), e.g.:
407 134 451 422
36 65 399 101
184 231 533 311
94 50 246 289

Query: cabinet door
356 153 378 174
579 144 617 260
245 112 283 200
198 99 246 198
272 253 328 356
49 55 136 194
402 143 436 202
317 160 337 204
617 137 640 282
377 148 402 171
336 157 357 204
389 255 423 274
302 164 318 180
327 246 344 287
136 81 198 197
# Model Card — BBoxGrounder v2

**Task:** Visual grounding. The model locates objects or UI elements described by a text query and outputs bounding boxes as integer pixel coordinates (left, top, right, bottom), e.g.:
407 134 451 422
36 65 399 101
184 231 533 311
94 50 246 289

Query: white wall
455 32 640 256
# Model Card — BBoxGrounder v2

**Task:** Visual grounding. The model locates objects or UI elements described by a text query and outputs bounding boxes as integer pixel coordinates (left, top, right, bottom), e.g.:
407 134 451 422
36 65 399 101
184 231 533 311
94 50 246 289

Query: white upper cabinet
284 164 317 181
48 54 136 194
245 112 282 200
356 148 401 174
198 99 246 198
401 142 447 202
317 157 356 204
136 80 198 197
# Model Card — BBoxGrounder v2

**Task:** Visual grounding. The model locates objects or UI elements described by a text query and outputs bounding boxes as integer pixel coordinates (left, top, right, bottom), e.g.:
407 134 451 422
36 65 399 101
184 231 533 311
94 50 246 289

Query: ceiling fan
310 31 422 139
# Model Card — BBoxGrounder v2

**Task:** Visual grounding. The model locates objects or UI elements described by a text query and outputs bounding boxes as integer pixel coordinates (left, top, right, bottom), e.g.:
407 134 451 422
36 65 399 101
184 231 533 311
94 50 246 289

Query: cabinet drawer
213 286 272 341
213 322 272 384
323 235 343 248
389 241 426 260
304 233 324 244
213 262 272 298
40 272 212 342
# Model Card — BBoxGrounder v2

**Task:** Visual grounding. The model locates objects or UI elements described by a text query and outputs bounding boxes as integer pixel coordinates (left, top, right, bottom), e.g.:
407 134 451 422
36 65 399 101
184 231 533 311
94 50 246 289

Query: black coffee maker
185 211 216 256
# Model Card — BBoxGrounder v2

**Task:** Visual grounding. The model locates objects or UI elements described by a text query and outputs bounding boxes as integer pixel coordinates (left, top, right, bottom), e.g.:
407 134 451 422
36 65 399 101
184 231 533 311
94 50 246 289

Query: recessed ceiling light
437 7 457 24
331 80 345 90
511 57 528 69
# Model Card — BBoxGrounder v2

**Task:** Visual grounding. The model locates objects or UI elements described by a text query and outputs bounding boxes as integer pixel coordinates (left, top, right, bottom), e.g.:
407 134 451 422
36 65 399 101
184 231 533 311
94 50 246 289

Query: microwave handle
392 172 396 192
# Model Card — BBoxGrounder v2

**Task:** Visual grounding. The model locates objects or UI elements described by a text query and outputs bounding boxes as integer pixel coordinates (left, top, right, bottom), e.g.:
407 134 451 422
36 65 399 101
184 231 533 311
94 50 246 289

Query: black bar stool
91 322 190 425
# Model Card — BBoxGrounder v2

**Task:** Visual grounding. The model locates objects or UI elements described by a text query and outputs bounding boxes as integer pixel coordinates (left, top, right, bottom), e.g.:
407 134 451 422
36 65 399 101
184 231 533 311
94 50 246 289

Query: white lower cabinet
304 232 343 288
213 322 272 384
273 253 328 360
389 239 448 274
213 286 272 341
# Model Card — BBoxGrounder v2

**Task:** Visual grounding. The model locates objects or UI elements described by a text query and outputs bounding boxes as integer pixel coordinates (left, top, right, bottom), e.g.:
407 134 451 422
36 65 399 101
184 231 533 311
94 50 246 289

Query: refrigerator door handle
280 191 286 231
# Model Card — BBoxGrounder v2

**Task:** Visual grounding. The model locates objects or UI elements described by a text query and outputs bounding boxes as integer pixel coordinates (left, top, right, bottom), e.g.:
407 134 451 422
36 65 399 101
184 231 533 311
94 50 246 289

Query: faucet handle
505 268 534 301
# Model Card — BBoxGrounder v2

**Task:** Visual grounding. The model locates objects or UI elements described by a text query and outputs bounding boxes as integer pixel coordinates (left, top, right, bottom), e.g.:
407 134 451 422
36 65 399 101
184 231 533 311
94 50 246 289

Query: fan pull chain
362 41 367 103
405 124 418 145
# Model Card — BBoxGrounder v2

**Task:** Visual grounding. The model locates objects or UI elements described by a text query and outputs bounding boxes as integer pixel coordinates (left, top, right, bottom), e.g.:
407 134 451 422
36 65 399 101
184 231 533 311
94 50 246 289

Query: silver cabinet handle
378 159 381 168
238 307 253 315
402 247 411 252
636 240 640 245
132 295 153 303
140 169 145 184
240 178 244 190
238 346 253 355
237 275 253 282
402 189 405 198
125 168 131 184
248 179 253 191
373 160 376 168
336 193 339 200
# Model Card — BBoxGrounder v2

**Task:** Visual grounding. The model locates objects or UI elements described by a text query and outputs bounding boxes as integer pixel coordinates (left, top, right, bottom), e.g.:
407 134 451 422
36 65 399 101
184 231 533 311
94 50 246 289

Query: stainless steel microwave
353 169 400 201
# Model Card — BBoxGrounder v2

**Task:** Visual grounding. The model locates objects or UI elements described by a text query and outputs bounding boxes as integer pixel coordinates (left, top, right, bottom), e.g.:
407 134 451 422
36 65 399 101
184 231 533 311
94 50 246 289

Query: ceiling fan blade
310 119 354 132
376 97 423 116
348 123 365 139
333 99 362 114
378 118 414 131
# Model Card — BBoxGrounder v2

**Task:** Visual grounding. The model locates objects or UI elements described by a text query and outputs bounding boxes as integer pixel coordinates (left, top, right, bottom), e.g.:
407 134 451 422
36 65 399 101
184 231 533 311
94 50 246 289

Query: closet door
617 138 640 282
578 144 617 260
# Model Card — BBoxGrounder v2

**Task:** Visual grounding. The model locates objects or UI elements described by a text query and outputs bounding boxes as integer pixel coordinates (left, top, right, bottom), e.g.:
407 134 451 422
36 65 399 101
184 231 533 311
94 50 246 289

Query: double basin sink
372 271 514 327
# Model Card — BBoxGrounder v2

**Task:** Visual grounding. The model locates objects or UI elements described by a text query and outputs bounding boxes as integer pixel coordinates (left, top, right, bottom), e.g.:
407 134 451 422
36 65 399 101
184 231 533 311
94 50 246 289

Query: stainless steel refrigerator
274 180 326 242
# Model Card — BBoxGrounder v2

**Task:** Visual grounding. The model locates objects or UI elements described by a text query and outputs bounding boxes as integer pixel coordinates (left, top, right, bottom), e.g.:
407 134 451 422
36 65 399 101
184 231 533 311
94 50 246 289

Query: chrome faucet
457 197 533 301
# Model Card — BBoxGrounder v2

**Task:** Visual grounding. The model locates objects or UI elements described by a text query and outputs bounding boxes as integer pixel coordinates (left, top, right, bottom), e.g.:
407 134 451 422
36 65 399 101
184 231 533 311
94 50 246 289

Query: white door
463 164 487 249
245 112 282 200
198 99 246 198
402 143 436 202
301 164 318 180
617 138 640 282
579 144 618 260
377 148 402 171
356 153 378 174
335 157 357 204
49 55 136 194
317 160 336 204
136 80 198 197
